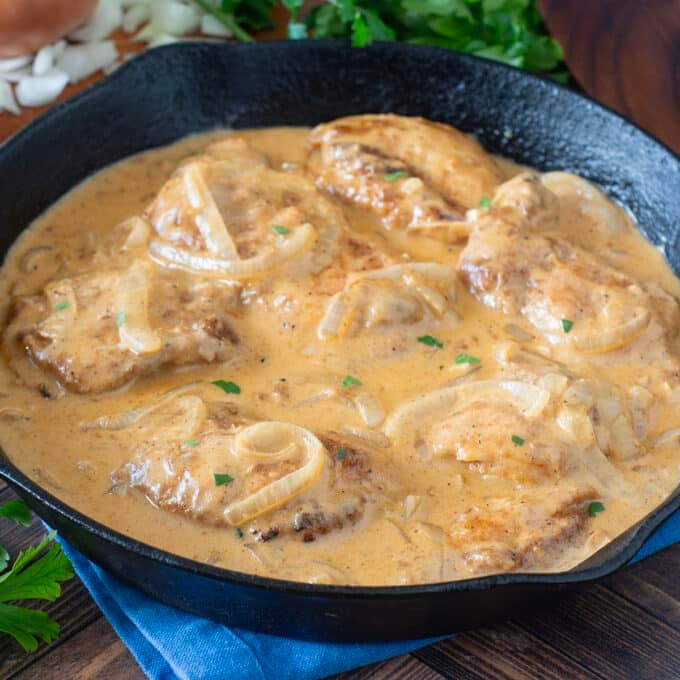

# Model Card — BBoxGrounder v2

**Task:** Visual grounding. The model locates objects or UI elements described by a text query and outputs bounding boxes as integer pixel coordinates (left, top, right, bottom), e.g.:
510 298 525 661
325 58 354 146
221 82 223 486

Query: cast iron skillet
0 41 679 642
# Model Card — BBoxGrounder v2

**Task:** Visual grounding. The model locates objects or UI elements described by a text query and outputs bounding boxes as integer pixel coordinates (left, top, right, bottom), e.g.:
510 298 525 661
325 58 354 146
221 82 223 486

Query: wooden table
1 6 680 678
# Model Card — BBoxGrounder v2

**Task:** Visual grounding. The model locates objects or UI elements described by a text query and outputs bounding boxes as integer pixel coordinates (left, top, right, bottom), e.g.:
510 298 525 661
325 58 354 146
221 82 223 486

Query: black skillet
0 41 679 641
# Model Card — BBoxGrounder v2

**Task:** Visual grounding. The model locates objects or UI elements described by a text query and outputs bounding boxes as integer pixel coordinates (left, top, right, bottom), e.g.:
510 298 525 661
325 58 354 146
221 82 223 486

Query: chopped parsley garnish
212 379 241 395
182 439 200 447
561 318 574 333
53 300 68 312
479 196 492 210
116 311 126 328
337 448 348 460
272 225 289 235
455 353 481 364
385 170 409 181
511 434 525 446
342 375 362 387
588 501 605 517
0 500 32 527
214 473 235 486
418 335 443 349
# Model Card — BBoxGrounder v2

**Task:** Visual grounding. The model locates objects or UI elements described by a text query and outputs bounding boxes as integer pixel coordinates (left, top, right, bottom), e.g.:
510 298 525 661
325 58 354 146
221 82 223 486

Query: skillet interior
0 40 679 640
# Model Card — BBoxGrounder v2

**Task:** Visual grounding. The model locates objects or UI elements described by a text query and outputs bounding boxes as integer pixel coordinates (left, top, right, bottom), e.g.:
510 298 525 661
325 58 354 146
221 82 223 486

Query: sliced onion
38 280 78 339
505 323 534 342
0 67 31 83
629 385 653 440
117 260 161 354
121 216 152 249
0 80 20 116
70 0 123 42
223 422 326 526
542 172 633 234
353 392 385 427
182 163 238 258
32 45 55 77
201 14 232 37
56 42 118 84
233 423 298 463
80 383 204 431
570 308 650 353
317 293 345 339
150 0 200 36
654 428 680 448
149 222 316 279
16 70 68 107
609 414 639 459
407 219 473 242
0 56 32 72
385 379 550 442
122 3 151 33
339 426 390 447
537 372 569 396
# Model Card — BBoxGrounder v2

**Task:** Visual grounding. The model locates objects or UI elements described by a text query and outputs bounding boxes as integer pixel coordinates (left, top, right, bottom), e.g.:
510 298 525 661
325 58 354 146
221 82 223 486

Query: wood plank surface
1 3 680 678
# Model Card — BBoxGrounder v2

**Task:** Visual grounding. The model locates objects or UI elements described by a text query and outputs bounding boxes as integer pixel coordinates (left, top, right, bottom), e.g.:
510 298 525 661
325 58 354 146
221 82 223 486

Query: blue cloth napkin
58 508 679 680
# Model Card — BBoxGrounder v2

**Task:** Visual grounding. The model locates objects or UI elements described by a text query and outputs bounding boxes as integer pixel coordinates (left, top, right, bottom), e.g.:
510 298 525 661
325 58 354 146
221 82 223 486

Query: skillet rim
0 39 678 598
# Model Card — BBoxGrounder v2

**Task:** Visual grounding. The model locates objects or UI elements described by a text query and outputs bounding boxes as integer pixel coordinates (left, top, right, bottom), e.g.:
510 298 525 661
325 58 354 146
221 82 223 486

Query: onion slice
117 260 161 354
224 422 326 526
569 308 650 353
353 392 385 427
385 380 550 443
149 222 316 279
182 163 238 259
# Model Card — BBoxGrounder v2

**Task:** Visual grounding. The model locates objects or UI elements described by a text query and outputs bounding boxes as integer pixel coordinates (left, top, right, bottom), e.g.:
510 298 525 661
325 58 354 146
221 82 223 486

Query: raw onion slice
148 222 316 279
32 45 55 76
56 42 118 83
122 3 151 33
0 56 32 73
384 380 550 443
224 422 326 526
69 0 123 42
117 260 161 354
569 308 650 353
16 70 68 107
201 14 232 37
182 163 238 258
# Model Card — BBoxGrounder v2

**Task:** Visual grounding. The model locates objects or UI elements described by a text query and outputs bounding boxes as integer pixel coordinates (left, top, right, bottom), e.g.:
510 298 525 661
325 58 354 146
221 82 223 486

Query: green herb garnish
511 434 525 446
53 300 68 312
479 196 491 210
116 311 125 328
454 353 481 364
342 375 362 387
212 379 241 395
272 225 289 235
561 318 574 333
588 501 605 517
182 439 200 447
214 473 235 486
0 500 74 652
385 171 409 182
418 335 443 349
337 448 348 460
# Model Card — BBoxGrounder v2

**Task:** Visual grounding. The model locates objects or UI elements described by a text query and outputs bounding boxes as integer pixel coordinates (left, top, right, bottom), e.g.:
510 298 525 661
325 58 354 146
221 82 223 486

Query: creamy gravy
1 120 679 586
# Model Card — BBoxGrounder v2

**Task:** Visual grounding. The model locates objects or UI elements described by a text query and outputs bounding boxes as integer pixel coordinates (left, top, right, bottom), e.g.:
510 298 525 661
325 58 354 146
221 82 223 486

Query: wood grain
539 0 680 154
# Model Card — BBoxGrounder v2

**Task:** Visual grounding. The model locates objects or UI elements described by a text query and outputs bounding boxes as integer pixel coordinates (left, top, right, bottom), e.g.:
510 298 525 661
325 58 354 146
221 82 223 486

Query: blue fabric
58 508 679 680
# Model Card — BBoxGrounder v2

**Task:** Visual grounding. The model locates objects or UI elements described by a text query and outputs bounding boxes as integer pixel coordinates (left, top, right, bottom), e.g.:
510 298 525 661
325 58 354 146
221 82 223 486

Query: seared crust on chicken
309 114 502 241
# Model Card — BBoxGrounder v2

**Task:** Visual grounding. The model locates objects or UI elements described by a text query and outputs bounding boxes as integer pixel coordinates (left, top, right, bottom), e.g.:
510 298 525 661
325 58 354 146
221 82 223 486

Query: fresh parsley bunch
0 500 73 652
196 0 564 76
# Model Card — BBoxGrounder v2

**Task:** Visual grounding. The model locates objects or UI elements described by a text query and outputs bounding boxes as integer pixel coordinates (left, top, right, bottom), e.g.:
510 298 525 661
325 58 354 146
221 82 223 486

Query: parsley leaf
342 375 362 387
116 311 125 328
214 473 235 486
212 379 241 394
385 170 409 181
418 335 444 349
588 501 605 517
272 225 289 235
337 447 348 460
561 318 574 333
454 353 480 364
511 434 525 446
0 500 32 527
53 300 68 312
479 196 491 209
0 531 74 652
182 439 200 447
